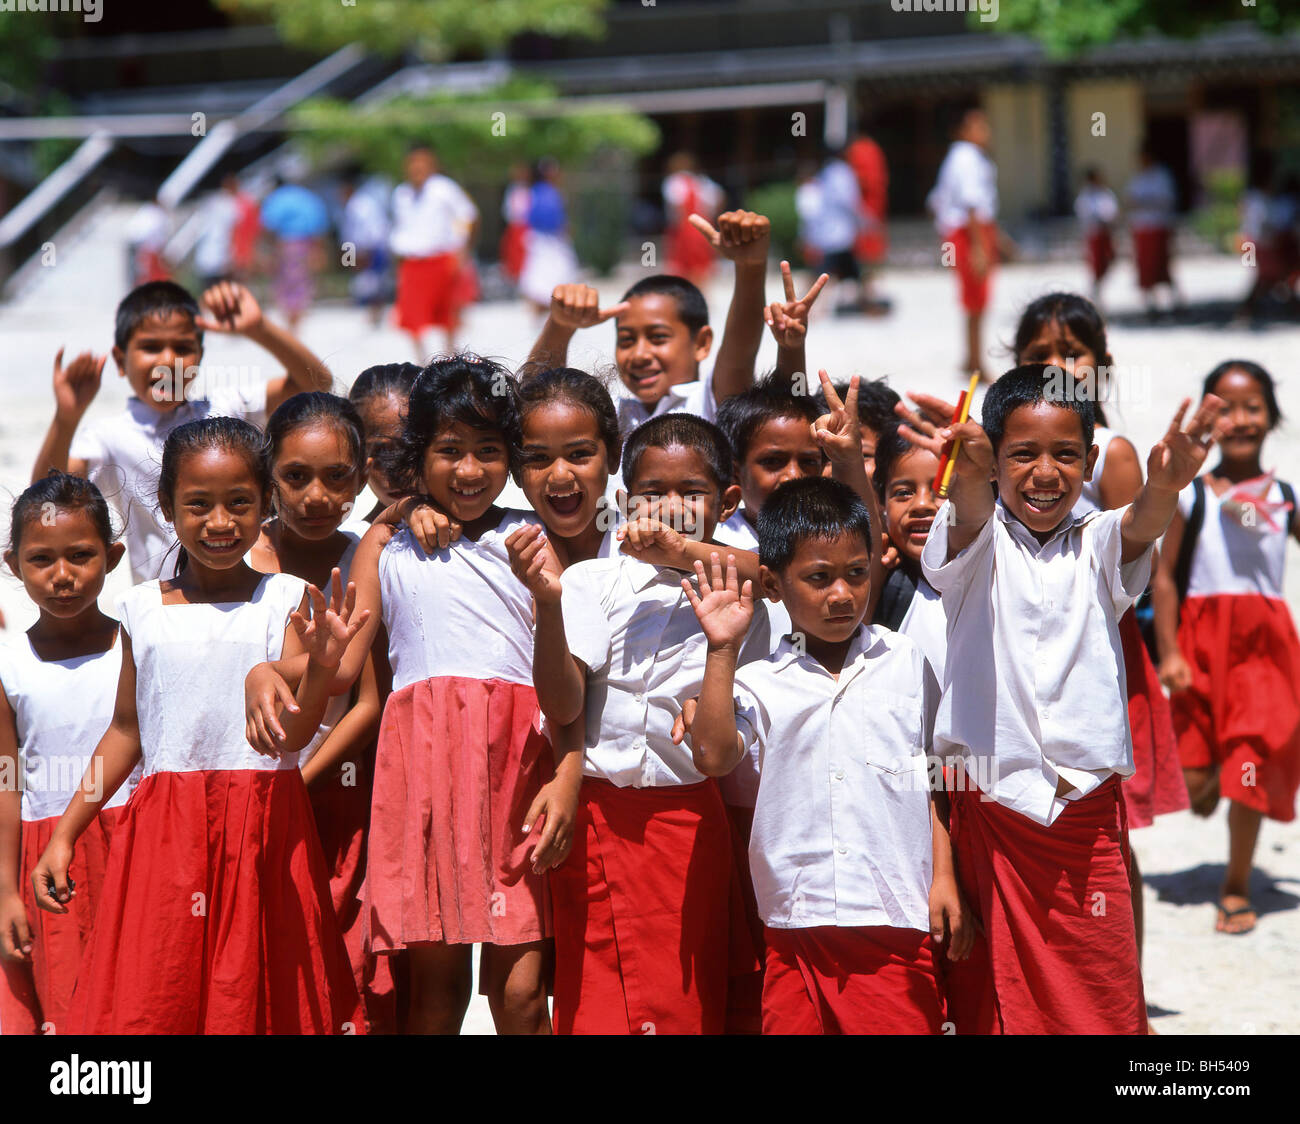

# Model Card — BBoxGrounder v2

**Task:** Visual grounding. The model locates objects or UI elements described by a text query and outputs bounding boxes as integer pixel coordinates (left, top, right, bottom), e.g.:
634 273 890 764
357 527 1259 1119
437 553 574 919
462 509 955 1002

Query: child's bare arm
1151 508 1192 691
693 211 770 404
525 717 585 874
616 515 761 586
928 792 974 961
0 689 31 961
523 284 628 376
299 652 381 788
32 347 105 482
197 282 332 412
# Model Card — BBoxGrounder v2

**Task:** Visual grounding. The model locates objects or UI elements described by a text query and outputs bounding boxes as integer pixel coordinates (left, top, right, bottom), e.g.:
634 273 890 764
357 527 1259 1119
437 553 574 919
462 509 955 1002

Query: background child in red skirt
0 474 137 1034
1153 360 1300 936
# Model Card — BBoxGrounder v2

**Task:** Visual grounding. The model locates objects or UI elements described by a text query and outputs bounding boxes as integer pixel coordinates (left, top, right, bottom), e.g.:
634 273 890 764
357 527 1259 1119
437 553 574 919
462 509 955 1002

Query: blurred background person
259 173 329 332
1127 141 1182 320
338 164 391 328
518 157 578 317
796 145 869 316
845 124 890 313
499 161 532 290
193 174 242 289
1075 166 1119 308
662 151 723 284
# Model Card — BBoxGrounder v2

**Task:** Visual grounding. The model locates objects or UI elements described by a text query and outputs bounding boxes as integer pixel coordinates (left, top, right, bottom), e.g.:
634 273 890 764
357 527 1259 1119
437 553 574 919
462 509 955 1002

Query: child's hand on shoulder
765 262 828 349
682 552 754 651
0 889 33 961
546 283 628 333
196 280 264 336
382 495 462 552
506 524 563 606
1146 395 1224 493
293 569 370 671
51 346 106 422
690 210 770 267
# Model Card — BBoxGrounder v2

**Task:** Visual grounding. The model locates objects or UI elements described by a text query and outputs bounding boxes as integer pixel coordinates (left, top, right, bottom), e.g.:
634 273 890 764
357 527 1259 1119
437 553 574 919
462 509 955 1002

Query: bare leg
1129 847 1144 964
965 311 987 381
407 331 426 363
481 941 551 1035
1183 765 1219 817
1219 800 1262 934
406 942 474 1033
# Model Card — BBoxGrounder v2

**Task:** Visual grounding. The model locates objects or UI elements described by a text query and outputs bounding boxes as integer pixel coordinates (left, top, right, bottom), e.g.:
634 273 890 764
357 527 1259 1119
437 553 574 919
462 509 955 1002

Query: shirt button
836 843 848 855
834 769 845 781
634 692 644 703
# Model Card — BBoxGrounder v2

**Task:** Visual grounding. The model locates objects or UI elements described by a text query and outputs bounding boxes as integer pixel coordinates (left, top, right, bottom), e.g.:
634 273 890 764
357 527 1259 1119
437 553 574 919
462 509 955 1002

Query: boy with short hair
682 476 971 1034
32 279 332 583
900 363 1223 1034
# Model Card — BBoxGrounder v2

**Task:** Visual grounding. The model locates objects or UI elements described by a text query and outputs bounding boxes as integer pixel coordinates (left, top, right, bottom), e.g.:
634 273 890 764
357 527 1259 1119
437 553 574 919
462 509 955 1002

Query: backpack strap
873 565 918 632
1280 479 1297 536
1172 476 1206 602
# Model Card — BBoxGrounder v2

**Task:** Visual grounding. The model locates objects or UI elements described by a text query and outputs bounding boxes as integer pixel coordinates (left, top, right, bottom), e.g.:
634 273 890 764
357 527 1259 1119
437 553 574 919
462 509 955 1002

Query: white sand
0 203 1296 1033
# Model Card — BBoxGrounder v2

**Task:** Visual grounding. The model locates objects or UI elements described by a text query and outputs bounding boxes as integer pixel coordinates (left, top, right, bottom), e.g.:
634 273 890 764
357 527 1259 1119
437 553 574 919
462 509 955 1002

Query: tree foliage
215 0 607 59
980 0 1300 57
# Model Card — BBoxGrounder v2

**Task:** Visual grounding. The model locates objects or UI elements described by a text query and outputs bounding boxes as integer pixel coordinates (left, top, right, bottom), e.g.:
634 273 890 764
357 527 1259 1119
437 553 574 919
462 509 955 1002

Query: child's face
161 448 266 569
5 507 123 620
113 310 204 415
860 424 881 481
272 424 362 542
421 421 509 524
1211 369 1271 461
357 393 407 507
405 148 436 187
518 402 610 542
615 295 713 406
884 447 942 565
1017 320 1100 387
626 445 738 544
759 531 872 646
995 402 1098 539
739 416 824 518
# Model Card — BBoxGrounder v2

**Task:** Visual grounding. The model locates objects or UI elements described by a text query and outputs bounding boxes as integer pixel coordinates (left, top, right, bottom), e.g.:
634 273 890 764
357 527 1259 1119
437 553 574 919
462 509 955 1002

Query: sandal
1215 900 1257 935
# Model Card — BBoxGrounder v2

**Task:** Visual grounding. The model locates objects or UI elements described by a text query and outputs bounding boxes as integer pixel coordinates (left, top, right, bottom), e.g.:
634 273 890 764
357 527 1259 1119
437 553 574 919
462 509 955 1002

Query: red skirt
724 802 764 1035
1133 226 1172 289
551 777 755 1035
65 770 362 1034
393 253 464 333
307 759 396 1033
500 222 528 282
364 677 552 951
762 925 943 1035
1086 227 1115 282
945 222 997 313
1172 594 1300 822
943 776 1146 1035
0 807 123 1035
666 216 715 283
1120 609 1187 829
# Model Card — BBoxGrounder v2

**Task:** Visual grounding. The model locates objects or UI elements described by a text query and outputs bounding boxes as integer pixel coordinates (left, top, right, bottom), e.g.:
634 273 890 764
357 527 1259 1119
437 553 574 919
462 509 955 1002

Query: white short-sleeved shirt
379 511 538 692
1075 185 1118 233
898 576 947 685
735 627 938 931
69 388 266 585
713 510 759 552
921 501 1152 826
118 572 305 776
1181 478 1290 601
615 368 717 437
389 176 478 259
928 140 998 235
0 632 138 820
1127 165 1177 230
560 551 770 788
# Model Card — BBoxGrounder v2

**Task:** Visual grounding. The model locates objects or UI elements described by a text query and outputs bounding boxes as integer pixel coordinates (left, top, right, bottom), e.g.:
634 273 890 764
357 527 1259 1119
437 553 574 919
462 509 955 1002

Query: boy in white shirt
682 476 971 1034
899 364 1223 1034
32 280 332 584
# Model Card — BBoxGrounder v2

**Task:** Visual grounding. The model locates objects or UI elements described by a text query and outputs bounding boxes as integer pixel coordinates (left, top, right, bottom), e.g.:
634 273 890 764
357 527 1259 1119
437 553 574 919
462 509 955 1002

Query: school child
526 412 769 1034
682 477 971 1034
32 279 332 583
0 474 136 1035
1153 360 1300 936
346 362 422 525
1075 168 1119 306
1013 294 1186 962
30 416 364 1034
900 364 1223 1034
270 357 557 1035
247 391 394 1032
523 209 771 435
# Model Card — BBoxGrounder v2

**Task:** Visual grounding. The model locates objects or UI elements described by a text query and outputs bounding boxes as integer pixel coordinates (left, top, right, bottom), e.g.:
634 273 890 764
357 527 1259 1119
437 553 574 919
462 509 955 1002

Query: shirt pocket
853 688 925 774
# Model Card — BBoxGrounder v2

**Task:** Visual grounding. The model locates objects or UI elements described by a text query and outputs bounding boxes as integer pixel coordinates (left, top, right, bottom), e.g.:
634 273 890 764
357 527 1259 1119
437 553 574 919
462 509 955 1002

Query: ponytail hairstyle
381 354 521 494
516 366 621 475
266 391 366 475
8 471 115 554
157 416 271 572
1012 292 1115 428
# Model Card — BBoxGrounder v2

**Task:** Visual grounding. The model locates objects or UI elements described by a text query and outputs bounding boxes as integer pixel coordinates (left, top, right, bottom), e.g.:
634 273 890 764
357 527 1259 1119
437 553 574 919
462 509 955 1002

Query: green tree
981 0 1299 57
216 0 607 59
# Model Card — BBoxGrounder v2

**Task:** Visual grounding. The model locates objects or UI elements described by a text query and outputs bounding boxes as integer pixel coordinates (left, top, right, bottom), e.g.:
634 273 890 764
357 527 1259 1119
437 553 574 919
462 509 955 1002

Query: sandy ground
0 203 1297 1033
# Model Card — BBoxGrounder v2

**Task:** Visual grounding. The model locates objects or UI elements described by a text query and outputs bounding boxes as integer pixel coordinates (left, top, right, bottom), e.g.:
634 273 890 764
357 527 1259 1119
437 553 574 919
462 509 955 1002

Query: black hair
871 420 924 501
833 377 901 436
348 363 421 411
1012 292 1114 427
381 354 521 493
9 471 115 554
517 367 621 472
757 477 873 573
622 413 734 496
717 375 823 464
266 391 365 475
981 364 1096 454
619 275 709 335
114 280 201 351
1203 359 1282 429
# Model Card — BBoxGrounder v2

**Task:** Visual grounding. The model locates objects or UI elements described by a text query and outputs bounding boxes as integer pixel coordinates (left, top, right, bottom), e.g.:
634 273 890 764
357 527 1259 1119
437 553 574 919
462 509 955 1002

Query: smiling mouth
545 490 584 517
906 521 933 540
451 485 486 499
200 538 241 553
1023 491 1064 514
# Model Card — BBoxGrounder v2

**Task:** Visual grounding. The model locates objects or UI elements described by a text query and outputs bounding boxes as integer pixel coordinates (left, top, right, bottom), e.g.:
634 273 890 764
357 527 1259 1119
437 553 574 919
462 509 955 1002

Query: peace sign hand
1147 395 1225 493
810 370 864 467
765 261 829 348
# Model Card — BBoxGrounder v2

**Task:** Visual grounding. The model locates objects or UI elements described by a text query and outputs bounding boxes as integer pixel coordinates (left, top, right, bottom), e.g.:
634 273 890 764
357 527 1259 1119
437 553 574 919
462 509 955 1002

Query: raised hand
681 552 754 651
811 370 863 465
896 391 960 434
765 261 829 348
1147 395 1224 493
291 569 370 669
506 524 563 607
547 283 628 332
689 210 770 267
52 347 106 422
618 513 691 566
895 394 993 484
197 280 264 335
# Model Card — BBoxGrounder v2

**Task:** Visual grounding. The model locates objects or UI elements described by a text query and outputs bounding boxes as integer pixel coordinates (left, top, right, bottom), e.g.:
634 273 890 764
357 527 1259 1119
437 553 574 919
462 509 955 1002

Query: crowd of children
0 200 1296 1036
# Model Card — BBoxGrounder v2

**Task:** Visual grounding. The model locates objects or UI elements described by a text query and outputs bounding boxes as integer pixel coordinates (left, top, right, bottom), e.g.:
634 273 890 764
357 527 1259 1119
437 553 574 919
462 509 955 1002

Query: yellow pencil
938 372 981 498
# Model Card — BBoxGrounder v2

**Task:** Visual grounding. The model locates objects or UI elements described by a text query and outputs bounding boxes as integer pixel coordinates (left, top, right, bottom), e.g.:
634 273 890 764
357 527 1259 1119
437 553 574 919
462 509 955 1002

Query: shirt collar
621 551 684 594
994 498 1098 554
770 622 882 677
